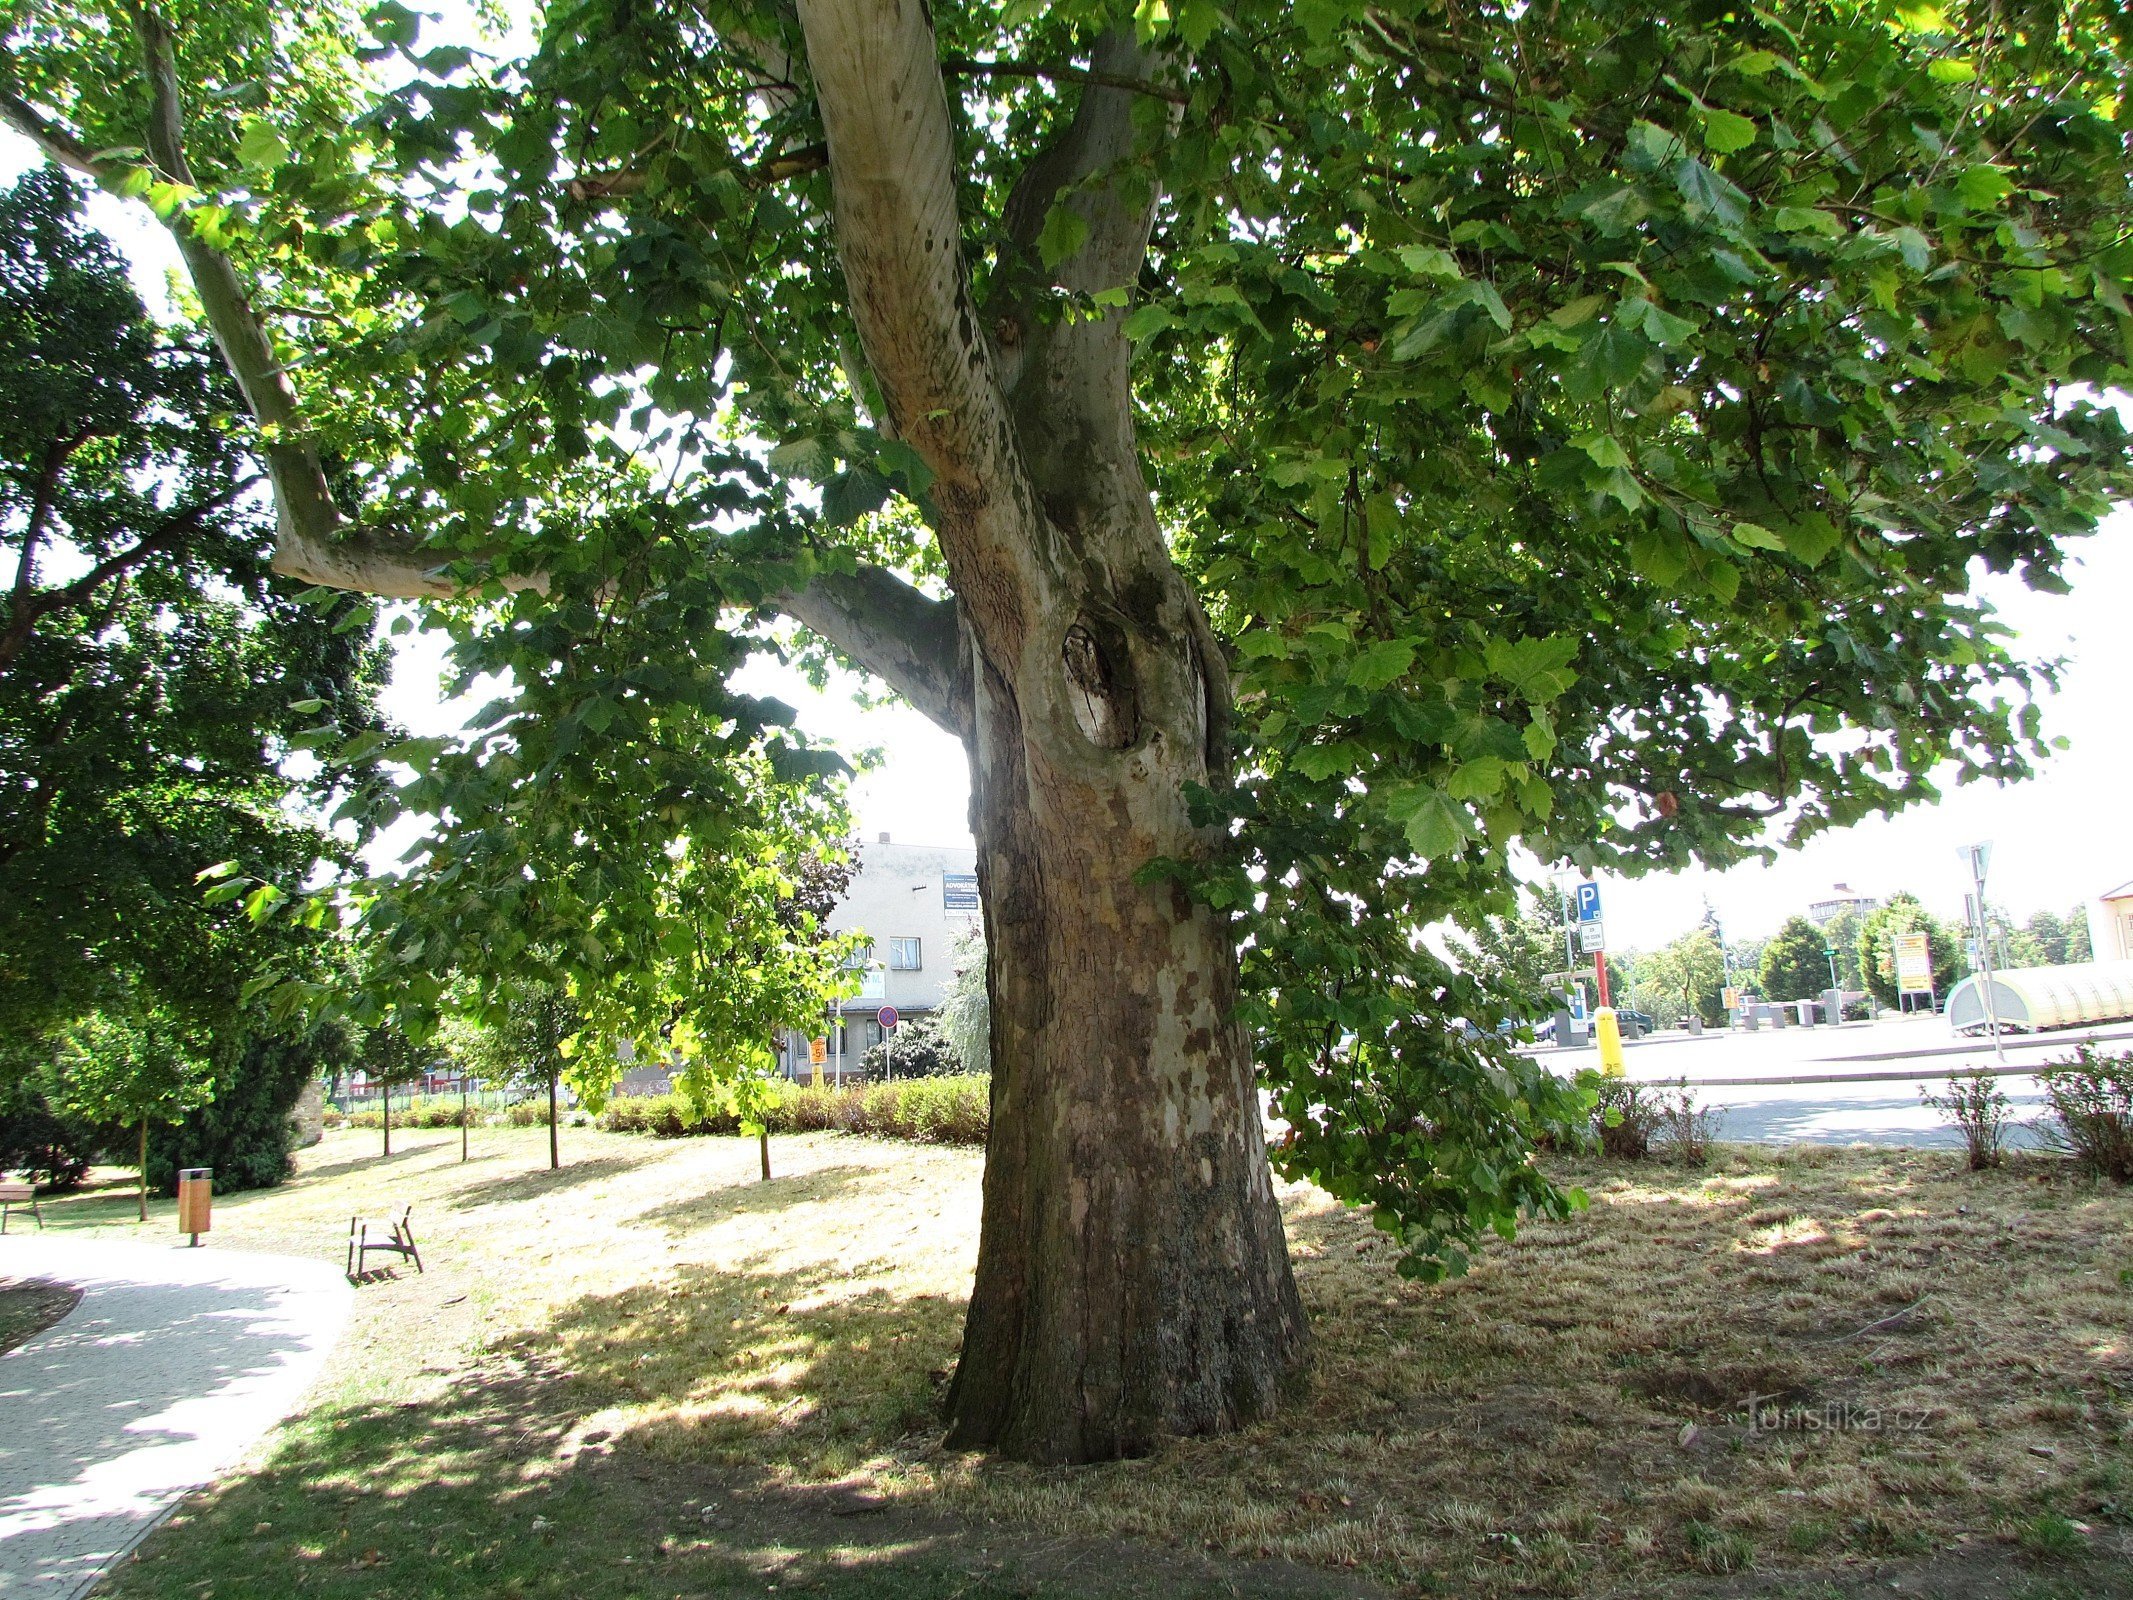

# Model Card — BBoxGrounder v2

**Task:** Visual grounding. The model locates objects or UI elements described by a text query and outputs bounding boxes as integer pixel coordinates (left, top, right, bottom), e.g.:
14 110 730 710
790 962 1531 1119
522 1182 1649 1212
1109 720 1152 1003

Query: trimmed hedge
599 1075 989 1146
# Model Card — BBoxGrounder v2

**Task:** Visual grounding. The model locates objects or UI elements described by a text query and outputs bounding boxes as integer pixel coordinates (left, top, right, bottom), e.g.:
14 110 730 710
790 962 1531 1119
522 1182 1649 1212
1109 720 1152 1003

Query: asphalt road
1529 1011 2131 1148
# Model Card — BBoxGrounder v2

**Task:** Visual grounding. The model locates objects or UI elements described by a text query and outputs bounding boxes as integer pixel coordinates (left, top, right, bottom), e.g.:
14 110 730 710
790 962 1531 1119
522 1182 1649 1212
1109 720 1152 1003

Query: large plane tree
5 0 2128 1461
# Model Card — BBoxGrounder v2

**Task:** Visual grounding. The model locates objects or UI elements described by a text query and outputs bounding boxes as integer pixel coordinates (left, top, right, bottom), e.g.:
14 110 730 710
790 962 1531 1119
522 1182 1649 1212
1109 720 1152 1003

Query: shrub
860 1014 963 1078
1660 1083 1720 1167
1920 1072 2011 1171
1593 1079 1666 1160
598 1076 990 1147
2036 1046 2133 1183
147 1022 346 1195
0 1080 108 1191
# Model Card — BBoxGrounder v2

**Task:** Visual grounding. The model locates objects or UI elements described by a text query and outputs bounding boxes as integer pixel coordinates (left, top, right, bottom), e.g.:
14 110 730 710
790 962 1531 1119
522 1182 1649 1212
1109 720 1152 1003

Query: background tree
936 927 991 1075
1456 891 1573 1013
1860 893 1963 1009
449 978 582 1170
49 1005 216 1219
352 1013 426 1159
1820 908 1868 994
1760 916 1836 1003
0 170 388 1044
8 0 2130 1462
1640 930 1729 1029
2065 909 2095 964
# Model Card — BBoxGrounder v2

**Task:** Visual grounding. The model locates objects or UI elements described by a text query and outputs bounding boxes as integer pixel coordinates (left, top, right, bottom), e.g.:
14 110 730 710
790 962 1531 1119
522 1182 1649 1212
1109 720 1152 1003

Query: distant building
1807 884 1881 926
779 835 981 1081
2099 880 2133 962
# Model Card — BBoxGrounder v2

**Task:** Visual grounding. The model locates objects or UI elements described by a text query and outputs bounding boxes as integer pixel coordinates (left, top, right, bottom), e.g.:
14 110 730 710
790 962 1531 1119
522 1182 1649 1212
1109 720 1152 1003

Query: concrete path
0 1238 351 1600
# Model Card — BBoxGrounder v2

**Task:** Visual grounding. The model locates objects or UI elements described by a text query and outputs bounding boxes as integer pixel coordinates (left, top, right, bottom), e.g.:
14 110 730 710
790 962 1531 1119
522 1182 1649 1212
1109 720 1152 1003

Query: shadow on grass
287 1144 438 1185
445 1153 652 1210
98 1244 1378 1600
633 1162 878 1237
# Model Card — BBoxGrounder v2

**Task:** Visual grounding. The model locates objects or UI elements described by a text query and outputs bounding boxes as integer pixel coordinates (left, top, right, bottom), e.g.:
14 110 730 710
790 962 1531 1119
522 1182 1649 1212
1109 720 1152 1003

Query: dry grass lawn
29 1124 2133 1599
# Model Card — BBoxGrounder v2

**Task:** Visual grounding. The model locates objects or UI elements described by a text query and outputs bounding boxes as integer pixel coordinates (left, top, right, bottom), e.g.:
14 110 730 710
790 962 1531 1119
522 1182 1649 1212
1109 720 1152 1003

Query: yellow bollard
1594 1008 1626 1078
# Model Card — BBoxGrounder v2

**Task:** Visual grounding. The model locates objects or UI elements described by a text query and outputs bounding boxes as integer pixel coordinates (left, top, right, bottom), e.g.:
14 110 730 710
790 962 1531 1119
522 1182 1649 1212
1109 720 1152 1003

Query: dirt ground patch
32 1127 2133 1598
0 1277 80 1354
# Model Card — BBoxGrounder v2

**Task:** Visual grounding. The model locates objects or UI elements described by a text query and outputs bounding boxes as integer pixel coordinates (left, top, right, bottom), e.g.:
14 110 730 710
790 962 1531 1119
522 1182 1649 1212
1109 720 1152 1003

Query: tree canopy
1760 914 1836 1001
0 166 388 1044
6 0 2130 1457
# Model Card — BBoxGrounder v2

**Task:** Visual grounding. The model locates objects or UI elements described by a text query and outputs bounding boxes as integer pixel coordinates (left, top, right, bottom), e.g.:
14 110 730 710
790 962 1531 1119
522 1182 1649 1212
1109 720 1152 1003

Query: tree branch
123 6 479 600
794 0 1050 651
776 564 969 738
0 476 262 673
944 55 1190 106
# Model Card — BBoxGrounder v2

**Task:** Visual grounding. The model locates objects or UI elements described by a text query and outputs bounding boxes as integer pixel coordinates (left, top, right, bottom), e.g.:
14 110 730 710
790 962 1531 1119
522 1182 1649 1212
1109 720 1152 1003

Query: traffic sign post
1959 843 2005 1061
878 1006 899 1079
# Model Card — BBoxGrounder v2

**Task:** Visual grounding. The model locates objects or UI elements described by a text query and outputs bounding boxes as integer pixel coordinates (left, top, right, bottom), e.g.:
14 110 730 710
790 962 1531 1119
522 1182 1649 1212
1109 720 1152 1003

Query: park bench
0 1179 43 1233
345 1205 422 1279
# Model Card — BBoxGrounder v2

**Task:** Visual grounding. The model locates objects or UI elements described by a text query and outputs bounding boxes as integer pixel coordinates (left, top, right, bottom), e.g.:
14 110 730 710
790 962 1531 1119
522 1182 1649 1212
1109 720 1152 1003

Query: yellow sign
1722 986 1741 1012
1894 933 1933 992
810 1037 827 1087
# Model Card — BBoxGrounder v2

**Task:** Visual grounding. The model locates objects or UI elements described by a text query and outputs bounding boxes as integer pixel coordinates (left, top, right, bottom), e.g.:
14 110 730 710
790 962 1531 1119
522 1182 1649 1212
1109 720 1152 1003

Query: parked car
1616 1008 1656 1034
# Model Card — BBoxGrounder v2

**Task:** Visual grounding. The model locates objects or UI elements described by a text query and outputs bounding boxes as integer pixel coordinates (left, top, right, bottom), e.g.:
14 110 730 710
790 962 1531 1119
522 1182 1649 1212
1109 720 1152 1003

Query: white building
2098 880 2133 961
1807 883 1881 925
780 835 981 1080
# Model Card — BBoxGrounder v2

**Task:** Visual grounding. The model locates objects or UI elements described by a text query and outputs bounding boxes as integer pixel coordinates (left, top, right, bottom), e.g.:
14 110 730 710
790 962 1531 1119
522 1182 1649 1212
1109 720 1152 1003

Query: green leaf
1346 638 1416 691
1572 431 1630 469
1446 755 1507 801
767 436 834 479
1731 520 1786 552
1675 159 1750 227
1121 304 1176 341
237 117 290 171
1036 202 1091 268
1630 530 1690 587
1955 164 2013 212
821 465 891 527
1398 788 1474 858
1697 106 1758 153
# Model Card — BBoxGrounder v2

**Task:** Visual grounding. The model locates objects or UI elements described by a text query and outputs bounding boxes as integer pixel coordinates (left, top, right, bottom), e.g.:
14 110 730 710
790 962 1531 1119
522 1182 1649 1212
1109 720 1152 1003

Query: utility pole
1959 843 2006 1063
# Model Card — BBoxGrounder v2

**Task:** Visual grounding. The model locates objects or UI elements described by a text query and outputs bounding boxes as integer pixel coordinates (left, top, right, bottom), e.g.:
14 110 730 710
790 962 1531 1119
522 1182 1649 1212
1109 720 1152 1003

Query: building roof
2103 880 2133 903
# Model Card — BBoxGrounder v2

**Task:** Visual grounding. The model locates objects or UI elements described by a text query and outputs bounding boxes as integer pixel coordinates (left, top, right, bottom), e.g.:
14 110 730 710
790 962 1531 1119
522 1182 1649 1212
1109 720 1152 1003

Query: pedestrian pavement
0 1237 351 1600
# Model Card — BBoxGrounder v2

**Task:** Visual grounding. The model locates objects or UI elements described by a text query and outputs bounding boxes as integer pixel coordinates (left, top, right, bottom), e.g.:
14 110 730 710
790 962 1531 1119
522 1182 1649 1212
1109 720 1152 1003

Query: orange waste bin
176 1167 212 1246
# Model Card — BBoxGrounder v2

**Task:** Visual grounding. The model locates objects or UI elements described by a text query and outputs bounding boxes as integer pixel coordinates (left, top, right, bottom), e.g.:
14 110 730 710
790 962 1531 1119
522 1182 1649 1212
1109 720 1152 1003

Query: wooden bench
346 1205 422 1279
0 1179 43 1233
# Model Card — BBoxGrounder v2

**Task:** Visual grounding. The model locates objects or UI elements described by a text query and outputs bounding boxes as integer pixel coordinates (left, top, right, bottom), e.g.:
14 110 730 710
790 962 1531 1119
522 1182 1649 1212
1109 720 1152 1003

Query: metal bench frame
346 1205 422 1278
0 1181 43 1234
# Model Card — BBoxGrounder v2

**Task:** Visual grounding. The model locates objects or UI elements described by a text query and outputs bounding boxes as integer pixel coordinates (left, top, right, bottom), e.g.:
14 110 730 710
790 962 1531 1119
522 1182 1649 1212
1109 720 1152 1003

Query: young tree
450 979 582 1170
1760 916 1836 1003
1820 908 1868 994
9 1 2130 1462
354 1014 425 1158
1860 893 1962 1009
51 1006 216 1220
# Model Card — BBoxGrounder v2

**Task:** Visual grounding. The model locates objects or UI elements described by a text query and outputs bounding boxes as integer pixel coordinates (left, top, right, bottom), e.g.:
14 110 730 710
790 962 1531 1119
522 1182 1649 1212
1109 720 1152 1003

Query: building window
888 937 922 971
863 1020 883 1049
841 940 875 969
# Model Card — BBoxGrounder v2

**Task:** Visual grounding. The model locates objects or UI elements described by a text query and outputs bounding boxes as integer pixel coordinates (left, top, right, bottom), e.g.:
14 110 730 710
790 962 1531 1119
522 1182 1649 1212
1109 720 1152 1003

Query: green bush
2038 1046 2133 1183
598 1077 989 1146
148 1022 349 1195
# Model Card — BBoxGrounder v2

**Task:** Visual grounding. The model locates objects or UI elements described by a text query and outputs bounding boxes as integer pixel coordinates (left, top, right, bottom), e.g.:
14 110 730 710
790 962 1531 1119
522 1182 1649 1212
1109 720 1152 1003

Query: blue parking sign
1574 882 1603 923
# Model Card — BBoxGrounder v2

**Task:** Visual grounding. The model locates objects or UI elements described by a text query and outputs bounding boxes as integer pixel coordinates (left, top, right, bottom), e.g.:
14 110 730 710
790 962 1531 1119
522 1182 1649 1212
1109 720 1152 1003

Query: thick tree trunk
941 620 1308 1462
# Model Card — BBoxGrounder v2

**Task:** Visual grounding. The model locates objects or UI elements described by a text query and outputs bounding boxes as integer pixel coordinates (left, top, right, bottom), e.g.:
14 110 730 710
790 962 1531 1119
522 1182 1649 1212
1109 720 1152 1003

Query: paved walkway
0 1238 350 1600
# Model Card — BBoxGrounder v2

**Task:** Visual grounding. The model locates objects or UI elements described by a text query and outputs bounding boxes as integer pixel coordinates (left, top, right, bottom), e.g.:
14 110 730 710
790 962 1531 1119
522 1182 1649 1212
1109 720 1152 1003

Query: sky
9 128 2130 956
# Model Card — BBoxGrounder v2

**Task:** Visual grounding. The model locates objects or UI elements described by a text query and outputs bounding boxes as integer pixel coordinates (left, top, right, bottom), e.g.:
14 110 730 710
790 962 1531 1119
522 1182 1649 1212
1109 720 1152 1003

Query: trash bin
177 1167 211 1247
